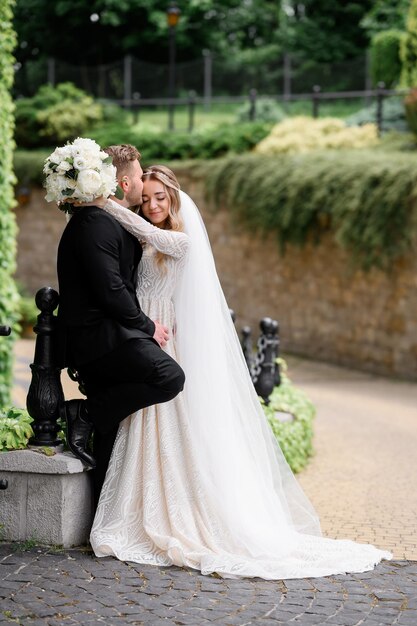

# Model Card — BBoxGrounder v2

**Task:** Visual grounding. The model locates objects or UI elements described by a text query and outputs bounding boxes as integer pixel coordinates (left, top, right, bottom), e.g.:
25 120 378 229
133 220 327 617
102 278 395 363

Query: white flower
57 161 72 173
73 156 88 170
100 163 118 195
44 137 117 210
77 169 103 197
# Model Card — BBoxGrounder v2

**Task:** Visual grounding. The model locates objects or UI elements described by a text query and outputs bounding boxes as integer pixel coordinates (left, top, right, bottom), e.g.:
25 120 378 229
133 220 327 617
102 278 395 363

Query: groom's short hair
104 144 141 177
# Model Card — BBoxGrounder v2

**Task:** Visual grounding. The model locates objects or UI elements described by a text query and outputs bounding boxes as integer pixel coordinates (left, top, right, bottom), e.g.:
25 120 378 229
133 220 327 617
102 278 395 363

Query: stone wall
14 170 417 380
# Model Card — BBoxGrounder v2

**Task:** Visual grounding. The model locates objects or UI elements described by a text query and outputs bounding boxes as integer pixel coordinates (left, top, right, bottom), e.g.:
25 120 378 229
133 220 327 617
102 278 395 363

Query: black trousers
78 337 185 508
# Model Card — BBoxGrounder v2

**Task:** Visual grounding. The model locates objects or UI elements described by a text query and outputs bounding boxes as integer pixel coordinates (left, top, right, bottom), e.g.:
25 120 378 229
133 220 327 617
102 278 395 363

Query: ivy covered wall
0 0 20 405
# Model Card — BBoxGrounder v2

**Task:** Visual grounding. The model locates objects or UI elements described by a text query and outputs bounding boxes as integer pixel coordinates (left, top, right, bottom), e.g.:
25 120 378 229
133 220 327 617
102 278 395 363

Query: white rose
73 156 88 170
57 161 71 172
76 169 102 198
73 138 100 152
45 174 67 202
100 164 118 196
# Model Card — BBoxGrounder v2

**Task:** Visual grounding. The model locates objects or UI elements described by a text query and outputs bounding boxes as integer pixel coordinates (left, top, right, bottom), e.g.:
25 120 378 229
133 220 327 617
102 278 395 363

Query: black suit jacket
56 206 155 368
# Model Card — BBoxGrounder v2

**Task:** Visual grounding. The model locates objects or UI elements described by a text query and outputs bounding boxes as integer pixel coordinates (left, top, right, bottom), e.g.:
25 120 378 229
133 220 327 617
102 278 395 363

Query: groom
57 144 185 505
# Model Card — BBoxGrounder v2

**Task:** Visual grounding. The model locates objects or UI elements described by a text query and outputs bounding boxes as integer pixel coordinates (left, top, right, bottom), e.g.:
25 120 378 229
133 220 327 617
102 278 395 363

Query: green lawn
126 98 368 133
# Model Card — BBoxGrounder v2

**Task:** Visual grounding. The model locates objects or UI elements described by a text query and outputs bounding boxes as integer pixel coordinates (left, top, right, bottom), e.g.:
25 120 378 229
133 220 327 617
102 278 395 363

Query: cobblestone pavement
6 341 417 624
0 544 416 626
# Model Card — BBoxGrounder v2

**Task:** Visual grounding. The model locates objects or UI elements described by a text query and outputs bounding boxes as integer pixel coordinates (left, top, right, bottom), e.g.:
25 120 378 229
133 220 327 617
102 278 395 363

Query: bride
89 164 391 579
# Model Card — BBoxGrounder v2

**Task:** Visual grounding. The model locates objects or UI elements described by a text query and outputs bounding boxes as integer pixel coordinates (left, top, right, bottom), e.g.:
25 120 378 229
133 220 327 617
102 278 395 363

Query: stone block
0 449 93 547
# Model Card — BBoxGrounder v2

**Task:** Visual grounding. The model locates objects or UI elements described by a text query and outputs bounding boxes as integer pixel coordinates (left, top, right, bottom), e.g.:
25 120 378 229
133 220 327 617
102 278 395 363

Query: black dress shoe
62 399 96 468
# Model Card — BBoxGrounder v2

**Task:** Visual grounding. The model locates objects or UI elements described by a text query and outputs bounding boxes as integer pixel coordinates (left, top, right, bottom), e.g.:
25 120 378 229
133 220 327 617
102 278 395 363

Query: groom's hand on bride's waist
153 321 169 348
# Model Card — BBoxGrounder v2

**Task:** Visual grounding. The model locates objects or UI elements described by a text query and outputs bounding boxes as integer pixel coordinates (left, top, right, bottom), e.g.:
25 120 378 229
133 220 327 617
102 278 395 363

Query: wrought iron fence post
241 326 253 373
27 287 64 447
188 90 196 133
312 85 321 118
252 317 280 405
249 88 257 121
376 81 386 136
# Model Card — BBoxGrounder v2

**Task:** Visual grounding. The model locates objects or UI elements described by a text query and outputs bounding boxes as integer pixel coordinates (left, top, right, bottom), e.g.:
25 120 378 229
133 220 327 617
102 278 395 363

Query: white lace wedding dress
90 196 392 579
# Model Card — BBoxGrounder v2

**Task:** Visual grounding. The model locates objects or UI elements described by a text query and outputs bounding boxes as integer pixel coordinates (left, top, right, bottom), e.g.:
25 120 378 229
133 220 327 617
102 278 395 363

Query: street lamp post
167 2 180 131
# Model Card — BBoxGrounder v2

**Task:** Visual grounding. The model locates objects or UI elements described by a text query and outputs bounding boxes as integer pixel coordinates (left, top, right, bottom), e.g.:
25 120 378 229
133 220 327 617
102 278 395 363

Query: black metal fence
114 82 406 134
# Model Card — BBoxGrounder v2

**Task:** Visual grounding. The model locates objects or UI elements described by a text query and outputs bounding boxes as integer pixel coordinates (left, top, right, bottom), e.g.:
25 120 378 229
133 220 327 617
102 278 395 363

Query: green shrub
0 407 34 451
14 82 104 148
255 117 379 155
370 30 405 88
0 0 20 407
263 359 315 473
37 98 102 142
90 121 272 161
17 296 37 336
346 97 408 132
404 88 417 135
236 98 286 123
400 0 417 87
205 151 417 271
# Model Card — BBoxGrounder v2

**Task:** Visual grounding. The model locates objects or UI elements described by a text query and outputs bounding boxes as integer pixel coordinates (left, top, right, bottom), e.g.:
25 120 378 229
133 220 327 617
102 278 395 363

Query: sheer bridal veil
173 190 321 551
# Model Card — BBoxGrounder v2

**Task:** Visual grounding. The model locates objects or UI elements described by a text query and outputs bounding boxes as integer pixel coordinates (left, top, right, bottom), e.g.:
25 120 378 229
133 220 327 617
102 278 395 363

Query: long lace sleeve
102 198 190 259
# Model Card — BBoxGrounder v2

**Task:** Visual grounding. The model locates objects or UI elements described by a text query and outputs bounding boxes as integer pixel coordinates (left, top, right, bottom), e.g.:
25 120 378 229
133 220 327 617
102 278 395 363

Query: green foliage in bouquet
262 360 315 473
370 30 405 88
15 82 103 148
0 407 34 452
0 0 20 406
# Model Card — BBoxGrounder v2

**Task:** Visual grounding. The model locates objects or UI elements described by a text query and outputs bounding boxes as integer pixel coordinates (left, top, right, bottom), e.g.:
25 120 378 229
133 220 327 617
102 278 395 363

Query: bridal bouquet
43 137 121 214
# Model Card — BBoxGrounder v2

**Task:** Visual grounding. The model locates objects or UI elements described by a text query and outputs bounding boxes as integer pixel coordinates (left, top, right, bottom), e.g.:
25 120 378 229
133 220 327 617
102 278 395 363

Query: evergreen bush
0 0 20 406
370 30 405 88
15 82 103 148
400 0 417 86
255 117 378 155
90 121 272 161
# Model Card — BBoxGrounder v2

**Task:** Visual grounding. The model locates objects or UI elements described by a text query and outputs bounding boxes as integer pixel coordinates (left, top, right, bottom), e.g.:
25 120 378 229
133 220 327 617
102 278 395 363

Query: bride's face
141 179 170 227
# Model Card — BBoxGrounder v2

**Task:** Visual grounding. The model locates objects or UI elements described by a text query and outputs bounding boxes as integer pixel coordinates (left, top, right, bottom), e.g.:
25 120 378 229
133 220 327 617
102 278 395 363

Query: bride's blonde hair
140 165 183 269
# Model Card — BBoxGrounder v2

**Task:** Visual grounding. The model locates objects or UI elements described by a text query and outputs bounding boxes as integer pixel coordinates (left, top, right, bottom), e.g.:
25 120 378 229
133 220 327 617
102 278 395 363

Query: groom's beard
125 182 143 207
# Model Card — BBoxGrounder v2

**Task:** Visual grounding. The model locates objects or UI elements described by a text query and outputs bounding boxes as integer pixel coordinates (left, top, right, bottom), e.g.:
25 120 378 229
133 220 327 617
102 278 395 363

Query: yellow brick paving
12 339 417 560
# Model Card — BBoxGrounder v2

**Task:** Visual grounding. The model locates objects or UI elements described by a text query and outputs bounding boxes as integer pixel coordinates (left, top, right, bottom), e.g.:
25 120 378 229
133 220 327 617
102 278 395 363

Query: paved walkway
2 339 417 625
0 544 415 626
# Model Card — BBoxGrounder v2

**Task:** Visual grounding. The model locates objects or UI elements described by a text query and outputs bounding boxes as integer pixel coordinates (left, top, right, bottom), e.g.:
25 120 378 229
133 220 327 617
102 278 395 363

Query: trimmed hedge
370 30 405 88
90 121 272 161
0 0 20 406
204 150 417 271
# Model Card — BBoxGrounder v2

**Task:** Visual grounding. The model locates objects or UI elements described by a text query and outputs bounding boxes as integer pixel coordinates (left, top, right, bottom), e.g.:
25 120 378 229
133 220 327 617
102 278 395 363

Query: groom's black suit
57 206 185 503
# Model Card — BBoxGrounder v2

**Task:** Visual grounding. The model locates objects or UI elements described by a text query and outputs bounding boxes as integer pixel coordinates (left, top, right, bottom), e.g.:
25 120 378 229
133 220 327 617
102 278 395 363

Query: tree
13 0 281 66
281 0 374 63
401 0 417 86
361 0 409 38
0 0 20 406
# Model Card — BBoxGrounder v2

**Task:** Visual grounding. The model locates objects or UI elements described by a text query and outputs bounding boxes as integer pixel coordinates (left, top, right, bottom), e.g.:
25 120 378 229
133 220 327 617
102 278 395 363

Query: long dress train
89 197 392 579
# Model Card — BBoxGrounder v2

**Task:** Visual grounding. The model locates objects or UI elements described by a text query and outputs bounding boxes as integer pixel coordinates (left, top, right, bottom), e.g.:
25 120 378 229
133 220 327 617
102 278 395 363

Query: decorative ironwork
27 287 64 446
231 313 280 404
